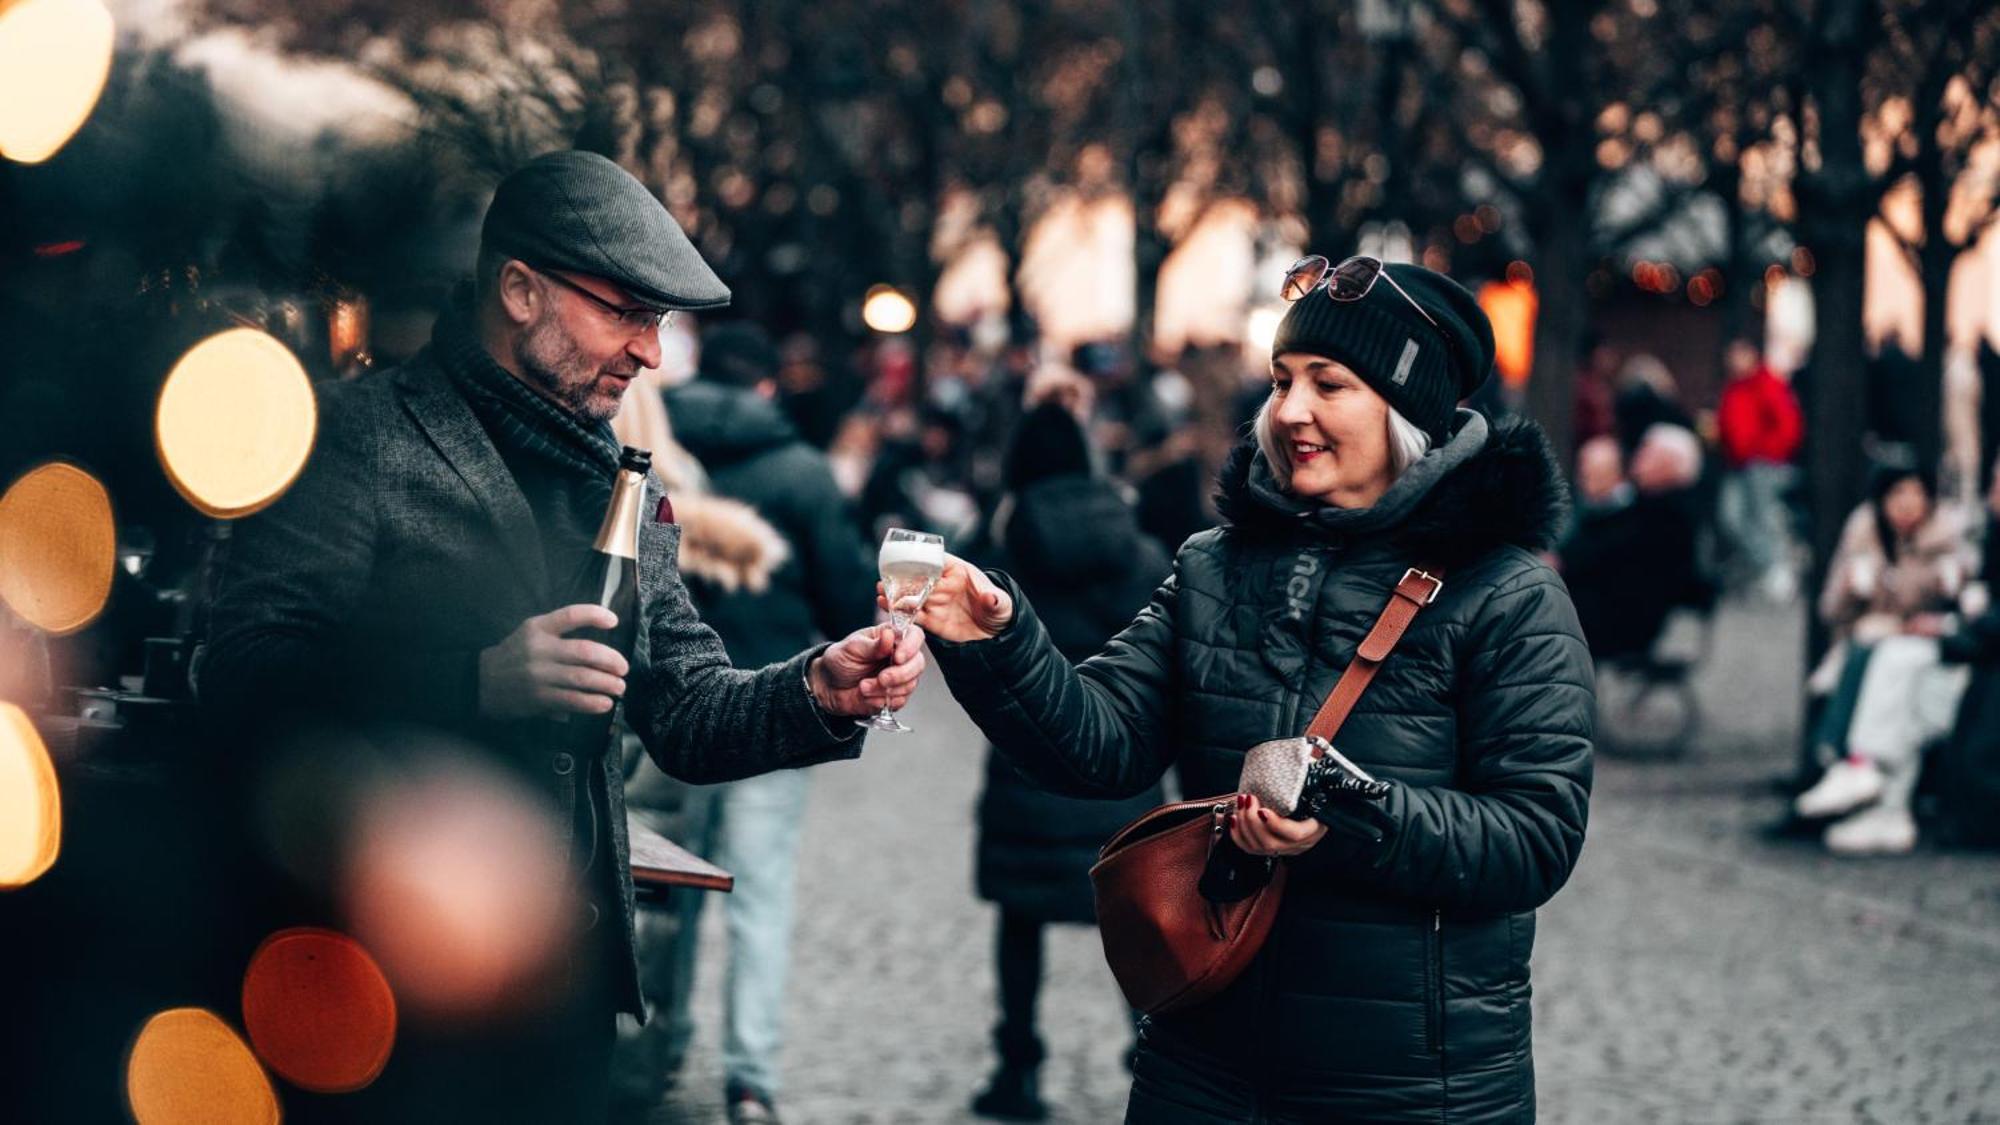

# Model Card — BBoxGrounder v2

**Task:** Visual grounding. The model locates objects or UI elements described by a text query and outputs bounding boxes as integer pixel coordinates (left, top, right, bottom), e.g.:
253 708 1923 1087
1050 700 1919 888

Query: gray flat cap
481 150 731 311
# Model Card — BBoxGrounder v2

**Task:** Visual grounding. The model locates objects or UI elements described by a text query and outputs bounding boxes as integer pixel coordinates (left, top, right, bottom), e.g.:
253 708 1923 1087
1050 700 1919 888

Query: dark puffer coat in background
974 474 1171 922
663 379 876 667
932 411 1593 1123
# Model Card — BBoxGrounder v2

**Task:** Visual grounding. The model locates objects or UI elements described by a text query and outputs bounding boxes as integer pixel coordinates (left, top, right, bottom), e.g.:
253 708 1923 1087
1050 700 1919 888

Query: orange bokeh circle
0 701 62 889
0 461 115 635
125 1007 279 1125
241 926 397 1093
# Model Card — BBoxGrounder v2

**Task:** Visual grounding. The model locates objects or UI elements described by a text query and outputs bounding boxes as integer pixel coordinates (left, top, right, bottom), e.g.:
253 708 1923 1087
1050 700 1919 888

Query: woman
912 257 1592 1123
1794 462 1973 853
969 402 1171 1120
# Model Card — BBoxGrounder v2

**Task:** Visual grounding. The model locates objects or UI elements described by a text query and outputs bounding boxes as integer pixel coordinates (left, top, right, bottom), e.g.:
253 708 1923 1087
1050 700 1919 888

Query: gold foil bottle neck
594 466 646 561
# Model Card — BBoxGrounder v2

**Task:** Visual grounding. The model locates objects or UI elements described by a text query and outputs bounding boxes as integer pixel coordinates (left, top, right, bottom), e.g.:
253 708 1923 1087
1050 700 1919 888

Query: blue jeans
1720 462 1795 577
664 767 812 1099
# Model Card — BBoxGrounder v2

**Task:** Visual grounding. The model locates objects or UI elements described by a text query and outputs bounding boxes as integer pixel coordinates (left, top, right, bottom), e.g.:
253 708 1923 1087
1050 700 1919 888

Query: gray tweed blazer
198 349 863 1013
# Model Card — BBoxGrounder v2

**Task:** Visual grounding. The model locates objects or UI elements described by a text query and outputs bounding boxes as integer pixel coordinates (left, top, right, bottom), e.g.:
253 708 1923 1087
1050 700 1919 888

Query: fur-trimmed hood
673 491 789 595
1214 410 1570 569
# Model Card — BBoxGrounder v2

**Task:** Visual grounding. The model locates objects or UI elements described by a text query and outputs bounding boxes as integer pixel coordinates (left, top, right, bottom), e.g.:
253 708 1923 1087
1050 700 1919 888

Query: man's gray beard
516 314 618 423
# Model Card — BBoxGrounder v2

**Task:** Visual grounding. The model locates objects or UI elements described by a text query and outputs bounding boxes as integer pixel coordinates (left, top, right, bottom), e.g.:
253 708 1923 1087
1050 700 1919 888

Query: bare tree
1869 0 2000 469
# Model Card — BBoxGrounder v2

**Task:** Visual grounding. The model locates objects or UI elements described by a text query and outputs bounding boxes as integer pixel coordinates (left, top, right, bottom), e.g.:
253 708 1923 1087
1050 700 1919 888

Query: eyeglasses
1280 254 1455 364
533 267 676 335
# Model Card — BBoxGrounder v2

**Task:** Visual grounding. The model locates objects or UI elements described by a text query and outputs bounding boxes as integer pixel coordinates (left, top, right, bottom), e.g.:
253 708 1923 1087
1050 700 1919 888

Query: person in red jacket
1717 339 1805 599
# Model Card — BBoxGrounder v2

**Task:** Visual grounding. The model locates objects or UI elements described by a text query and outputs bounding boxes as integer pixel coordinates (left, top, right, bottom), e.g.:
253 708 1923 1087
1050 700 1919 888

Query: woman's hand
1229 793 1329 857
887 554 1014 643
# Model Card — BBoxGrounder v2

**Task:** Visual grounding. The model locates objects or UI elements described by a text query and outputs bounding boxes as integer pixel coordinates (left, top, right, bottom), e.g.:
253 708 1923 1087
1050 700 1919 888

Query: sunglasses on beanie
1280 254 1458 366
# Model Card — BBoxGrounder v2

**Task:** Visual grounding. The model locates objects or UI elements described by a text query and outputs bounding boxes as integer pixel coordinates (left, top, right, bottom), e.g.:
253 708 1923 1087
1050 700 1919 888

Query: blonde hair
1252 392 1433 494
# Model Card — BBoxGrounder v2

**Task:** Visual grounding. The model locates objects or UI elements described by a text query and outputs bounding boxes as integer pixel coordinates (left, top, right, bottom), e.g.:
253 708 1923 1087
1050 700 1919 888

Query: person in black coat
969 403 1171 1120
1561 430 1704 661
1936 461 2000 847
911 259 1591 1123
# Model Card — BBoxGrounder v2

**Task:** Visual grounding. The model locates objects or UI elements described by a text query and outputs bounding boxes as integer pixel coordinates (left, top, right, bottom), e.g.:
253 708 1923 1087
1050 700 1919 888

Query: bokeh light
0 702 61 888
125 1008 279 1125
241 927 396 1093
1245 306 1282 353
861 285 919 334
341 757 577 1021
1479 278 1539 391
0 0 115 164
0 461 115 635
155 328 317 520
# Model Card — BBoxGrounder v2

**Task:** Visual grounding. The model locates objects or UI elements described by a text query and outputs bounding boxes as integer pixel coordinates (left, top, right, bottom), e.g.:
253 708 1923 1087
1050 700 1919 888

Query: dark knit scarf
433 291 623 593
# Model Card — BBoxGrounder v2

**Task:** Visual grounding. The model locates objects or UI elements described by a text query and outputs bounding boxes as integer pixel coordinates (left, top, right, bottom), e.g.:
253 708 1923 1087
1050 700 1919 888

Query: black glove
1294 737 1391 821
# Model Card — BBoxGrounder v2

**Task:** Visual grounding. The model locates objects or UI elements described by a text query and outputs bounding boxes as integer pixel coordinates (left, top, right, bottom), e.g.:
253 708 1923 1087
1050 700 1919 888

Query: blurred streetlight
861 285 918 334
0 0 115 164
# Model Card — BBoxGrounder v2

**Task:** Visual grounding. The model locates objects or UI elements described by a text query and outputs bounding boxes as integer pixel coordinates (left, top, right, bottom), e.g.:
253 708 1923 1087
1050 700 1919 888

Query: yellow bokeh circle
862 285 918 334
156 328 317 520
125 1007 280 1125
0 0 116 164
0 461 115 635
0 702 61 889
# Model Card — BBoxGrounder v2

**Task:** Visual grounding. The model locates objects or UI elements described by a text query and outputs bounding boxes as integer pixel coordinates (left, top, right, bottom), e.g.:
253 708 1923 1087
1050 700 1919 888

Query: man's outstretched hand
809 622 928 716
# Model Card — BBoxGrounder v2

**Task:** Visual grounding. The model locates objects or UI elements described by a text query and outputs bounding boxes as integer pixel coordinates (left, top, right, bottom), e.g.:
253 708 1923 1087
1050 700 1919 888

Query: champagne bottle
562 445 651 752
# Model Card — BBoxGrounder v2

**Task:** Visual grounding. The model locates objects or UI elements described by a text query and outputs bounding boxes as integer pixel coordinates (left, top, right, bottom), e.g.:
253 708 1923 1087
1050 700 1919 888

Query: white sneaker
1794 758 1886 819
1825 803 1917 855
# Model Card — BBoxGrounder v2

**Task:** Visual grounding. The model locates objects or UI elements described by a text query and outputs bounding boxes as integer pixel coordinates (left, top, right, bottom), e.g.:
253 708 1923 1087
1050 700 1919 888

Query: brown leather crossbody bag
1087 566 1444 1015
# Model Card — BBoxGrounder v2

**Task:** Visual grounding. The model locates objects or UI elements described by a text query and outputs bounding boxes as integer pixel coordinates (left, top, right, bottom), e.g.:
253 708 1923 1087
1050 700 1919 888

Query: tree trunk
1914 155 1953 479
1796 0 1877 668
1121 0 1154 364
1525 207 1586 471
1715 162 1759 360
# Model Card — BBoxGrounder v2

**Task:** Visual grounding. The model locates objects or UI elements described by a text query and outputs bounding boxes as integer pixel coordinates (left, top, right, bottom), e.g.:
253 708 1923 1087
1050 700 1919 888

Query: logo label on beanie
1391 338 1420 386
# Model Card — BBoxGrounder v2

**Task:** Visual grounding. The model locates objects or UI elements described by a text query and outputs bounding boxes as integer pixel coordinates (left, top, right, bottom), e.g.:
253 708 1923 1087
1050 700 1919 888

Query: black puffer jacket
974 475 1171 922
932 411 1593 1123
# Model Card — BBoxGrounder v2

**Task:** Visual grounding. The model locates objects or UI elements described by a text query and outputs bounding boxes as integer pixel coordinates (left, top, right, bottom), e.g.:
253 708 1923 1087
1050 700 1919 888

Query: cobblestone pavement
656 596 2000 1124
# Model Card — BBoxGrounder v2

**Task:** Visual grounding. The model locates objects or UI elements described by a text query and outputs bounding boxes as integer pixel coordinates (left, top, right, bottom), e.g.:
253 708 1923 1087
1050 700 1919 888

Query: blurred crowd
1554 332 2000 860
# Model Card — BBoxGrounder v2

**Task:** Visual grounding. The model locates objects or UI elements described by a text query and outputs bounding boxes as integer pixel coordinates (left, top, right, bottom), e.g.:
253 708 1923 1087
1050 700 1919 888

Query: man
198 150 923 1122
613 323 874 1124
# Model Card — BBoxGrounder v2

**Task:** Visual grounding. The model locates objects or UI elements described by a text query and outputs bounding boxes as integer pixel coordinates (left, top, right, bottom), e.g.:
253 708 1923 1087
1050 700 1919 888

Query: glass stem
879 611 911 717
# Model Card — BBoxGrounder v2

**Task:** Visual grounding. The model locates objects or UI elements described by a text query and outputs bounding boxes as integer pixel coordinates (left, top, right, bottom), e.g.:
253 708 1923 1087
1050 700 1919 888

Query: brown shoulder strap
1303 566 1445 745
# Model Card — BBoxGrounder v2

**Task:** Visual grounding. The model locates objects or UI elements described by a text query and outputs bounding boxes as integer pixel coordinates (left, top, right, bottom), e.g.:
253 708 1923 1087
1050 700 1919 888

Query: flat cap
481 150 731 311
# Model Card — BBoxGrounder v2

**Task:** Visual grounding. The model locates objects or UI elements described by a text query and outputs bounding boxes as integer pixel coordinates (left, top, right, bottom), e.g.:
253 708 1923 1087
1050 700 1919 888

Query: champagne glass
858 528 945 732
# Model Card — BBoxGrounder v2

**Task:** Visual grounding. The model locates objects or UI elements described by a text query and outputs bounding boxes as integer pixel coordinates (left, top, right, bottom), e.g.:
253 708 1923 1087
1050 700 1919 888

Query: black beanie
1006 402 1092 492
1270 262 1496 443
700 321 780 388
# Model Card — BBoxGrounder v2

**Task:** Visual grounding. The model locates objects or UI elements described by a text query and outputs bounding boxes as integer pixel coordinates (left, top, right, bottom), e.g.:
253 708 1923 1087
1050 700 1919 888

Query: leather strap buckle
1399 567 1443 605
